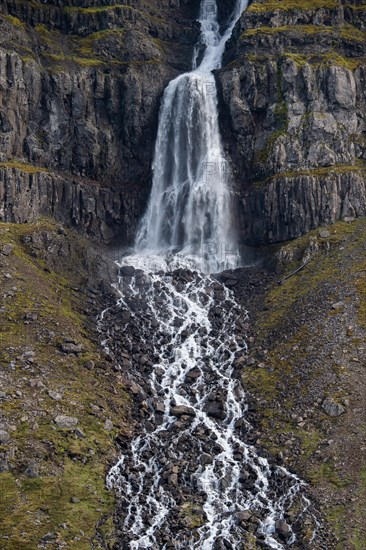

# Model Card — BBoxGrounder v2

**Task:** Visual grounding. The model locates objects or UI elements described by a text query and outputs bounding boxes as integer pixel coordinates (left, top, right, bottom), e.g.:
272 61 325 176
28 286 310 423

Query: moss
0 219 130 547
309 462 351 488
247 0 338 13
230 52 365 71
253 162 366 187
0 160 48 173
75 29 125 58
46 52 106 67
2 14 26 27
179 502 205 529
241 24 365 43
0 461 115 548
64 3 134 14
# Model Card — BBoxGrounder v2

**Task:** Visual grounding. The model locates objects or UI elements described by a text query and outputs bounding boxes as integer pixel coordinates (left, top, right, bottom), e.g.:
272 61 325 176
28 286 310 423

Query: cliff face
0 0 200 243
0 0 365 247
217 0 366 245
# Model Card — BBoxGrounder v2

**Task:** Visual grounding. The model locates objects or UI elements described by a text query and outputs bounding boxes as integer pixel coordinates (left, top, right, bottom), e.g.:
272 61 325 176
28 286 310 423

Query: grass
0 160 48 174
241 23 366 43
2 14 26 27
241 217 366 540
0 461 115 549
0 220 130 548
253 161 366 187
247 0 338 13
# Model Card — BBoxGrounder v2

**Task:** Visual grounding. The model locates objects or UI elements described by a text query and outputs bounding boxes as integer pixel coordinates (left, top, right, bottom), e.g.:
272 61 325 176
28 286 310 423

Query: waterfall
102 2 315 548
135 0 248 272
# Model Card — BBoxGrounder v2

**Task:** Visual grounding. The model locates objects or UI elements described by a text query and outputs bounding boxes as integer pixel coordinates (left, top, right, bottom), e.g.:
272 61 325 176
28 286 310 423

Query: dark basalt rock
217 0 366 245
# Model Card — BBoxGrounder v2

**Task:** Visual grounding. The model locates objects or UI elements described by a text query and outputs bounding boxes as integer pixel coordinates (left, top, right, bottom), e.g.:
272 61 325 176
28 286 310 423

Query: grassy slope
240 218 366 549
0 219 130 549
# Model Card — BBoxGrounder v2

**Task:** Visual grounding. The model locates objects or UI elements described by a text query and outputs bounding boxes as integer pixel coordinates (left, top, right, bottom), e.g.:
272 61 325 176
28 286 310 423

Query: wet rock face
0 0 201 244
217 0 366 245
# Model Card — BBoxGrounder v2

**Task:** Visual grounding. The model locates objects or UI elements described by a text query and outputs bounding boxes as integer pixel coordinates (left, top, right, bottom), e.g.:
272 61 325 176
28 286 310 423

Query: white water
104 1 313 548
135 0 247 273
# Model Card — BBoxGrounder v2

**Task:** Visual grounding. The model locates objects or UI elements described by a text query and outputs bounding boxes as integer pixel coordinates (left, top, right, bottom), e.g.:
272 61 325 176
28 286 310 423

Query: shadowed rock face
0 0 365 247
216 0 366 245
0 0 201 243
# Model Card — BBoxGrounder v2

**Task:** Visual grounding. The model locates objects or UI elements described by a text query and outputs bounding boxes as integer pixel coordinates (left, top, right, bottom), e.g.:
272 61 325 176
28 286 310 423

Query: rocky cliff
217 0 366 245
0 0 200 243
0 0 365 248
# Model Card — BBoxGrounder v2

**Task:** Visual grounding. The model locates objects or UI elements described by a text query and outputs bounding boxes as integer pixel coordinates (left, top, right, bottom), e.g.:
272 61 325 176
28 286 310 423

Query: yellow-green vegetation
0 463 115 549
253 161 366 187
282 52 365 70
241 23 365 43
0 160 48 174
46 52 106 67
326 468 366 550
75 28 126 58
179 503 206 529
242 217 366 547
63 2 165 25
0 220 130 548
241 52 365 71
2 14 26 28
247 0 338 12
64 3 134 14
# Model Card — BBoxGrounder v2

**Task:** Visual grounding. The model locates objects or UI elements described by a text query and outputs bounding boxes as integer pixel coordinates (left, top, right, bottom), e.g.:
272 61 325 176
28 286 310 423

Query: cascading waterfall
135 0 246 273
102 1 315 548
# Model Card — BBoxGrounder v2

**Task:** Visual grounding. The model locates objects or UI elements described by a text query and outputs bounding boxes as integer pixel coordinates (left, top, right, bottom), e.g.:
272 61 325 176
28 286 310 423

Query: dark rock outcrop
0 0 365 248
0 0 201 243
217 0 366 244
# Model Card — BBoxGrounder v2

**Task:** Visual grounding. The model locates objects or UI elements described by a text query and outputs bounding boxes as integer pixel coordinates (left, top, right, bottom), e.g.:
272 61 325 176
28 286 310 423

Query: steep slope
217 0 366 245
0 0 200 244
221 217 366 549
0 218 134 548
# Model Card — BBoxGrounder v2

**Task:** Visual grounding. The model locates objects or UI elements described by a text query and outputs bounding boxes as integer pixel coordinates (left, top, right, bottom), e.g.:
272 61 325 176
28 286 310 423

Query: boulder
54 415 78 429
322 397 346 417
170 405 196 417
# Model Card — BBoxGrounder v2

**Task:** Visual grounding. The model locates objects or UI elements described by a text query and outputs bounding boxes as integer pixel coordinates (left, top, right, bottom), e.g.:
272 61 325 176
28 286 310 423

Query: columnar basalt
0 0 200 243
217 0 366 245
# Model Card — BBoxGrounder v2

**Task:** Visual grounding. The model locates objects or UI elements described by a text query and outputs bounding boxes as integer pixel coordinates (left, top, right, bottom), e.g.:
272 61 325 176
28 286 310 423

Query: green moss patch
247 0 338 13
0 161 48 174
0 220 130 548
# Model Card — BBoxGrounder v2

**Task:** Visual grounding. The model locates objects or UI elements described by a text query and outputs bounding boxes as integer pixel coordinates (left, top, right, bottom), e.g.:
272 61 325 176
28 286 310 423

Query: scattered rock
0 430 10 444
60 342 84 354
24 461 39 478
48 391 62 401
29 379 45 389
0 459 10 473
104 419 114 431
275 519 291 540
170 405 196 417
74 428 85 439
186 368 201 380
41 533 57 542
319 229 331 239
235 510 252 524
203 400 226 420
54 415 78 429
1 244 14 256
119 266 137 277
322 397 346 417
23 312 38 322
153 400 165 414
332 301 345 310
